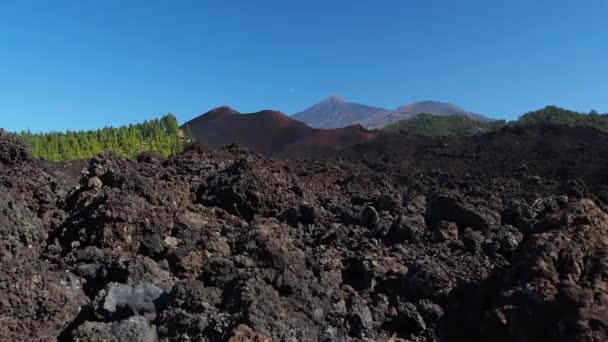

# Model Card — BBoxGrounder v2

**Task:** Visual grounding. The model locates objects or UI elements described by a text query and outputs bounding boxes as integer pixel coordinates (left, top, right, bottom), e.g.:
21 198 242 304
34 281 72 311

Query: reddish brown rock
228 324 272 342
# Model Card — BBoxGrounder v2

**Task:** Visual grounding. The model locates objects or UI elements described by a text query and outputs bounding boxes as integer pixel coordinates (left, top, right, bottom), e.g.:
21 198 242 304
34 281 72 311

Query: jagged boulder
443 199 608 342
0 129 30 165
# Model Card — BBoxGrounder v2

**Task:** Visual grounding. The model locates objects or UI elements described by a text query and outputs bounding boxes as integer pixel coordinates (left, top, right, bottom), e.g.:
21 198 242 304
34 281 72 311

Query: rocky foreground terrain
1 126 608 341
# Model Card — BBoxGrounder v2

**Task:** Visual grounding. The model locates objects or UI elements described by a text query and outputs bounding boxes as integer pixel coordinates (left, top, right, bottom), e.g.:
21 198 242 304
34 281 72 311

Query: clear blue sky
1 0 607 132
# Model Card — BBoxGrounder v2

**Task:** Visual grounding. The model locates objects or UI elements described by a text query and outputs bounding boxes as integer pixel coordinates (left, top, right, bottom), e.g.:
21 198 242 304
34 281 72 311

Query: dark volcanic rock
0 129 30 165
0 185 46 258
387 214 427 243
199 157 304 221
361 205 380 227
2 125 608 341
433 220 459 241
0 183 87 341
443 199 608 342
71 316 158 342
0 257 88 341
429 193 501 231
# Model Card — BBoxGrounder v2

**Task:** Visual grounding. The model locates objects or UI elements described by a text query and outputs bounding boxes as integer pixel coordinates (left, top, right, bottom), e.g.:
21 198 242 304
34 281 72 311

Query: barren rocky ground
1 126 608 341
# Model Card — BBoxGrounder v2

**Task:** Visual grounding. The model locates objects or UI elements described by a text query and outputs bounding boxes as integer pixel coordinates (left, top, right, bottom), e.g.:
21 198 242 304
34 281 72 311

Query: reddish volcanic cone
182 107 378 158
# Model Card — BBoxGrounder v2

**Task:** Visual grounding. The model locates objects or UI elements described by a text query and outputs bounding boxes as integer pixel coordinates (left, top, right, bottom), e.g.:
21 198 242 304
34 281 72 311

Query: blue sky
1 0 607 132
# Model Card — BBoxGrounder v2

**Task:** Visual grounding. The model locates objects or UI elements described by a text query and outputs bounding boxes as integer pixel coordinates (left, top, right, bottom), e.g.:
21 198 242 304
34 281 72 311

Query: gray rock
87 176 103 189
96 282 164 319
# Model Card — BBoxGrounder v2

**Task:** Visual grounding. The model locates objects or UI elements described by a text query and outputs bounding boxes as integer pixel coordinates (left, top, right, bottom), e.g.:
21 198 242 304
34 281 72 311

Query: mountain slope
382 113 506 136
292 96 387 129
359 101 491 128
293 97 491 129
182 106 376 158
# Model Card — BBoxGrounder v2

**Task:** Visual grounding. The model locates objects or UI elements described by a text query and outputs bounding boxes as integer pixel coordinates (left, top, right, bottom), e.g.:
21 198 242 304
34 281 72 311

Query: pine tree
15 114 186 161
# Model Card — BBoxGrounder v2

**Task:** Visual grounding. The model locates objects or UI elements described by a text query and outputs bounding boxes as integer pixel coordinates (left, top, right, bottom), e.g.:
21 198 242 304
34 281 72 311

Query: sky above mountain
1 0 607 132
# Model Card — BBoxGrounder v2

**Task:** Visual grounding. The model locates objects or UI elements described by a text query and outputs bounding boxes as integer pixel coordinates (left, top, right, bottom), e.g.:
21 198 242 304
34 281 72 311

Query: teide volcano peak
292 96 387 129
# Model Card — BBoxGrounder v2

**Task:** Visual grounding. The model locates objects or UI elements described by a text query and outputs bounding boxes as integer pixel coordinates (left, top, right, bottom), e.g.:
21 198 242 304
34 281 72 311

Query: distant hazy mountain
359 101 491 129
292 96 387 129
292 97 491 129
182 106 375 158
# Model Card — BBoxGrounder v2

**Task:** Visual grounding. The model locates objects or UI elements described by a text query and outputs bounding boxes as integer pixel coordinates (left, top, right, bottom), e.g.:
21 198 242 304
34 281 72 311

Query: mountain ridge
292 96 491 129
292 96 387 129
182 106 376 158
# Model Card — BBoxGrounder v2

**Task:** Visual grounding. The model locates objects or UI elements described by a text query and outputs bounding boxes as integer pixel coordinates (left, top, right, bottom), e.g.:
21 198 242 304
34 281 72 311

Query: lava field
1 126 608 342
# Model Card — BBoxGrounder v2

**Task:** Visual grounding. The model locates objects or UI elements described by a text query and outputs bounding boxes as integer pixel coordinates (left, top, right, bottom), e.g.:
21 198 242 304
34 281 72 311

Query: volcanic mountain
358 100 491 128
292 97 491 129
291 96 387 129
182 106 375 158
